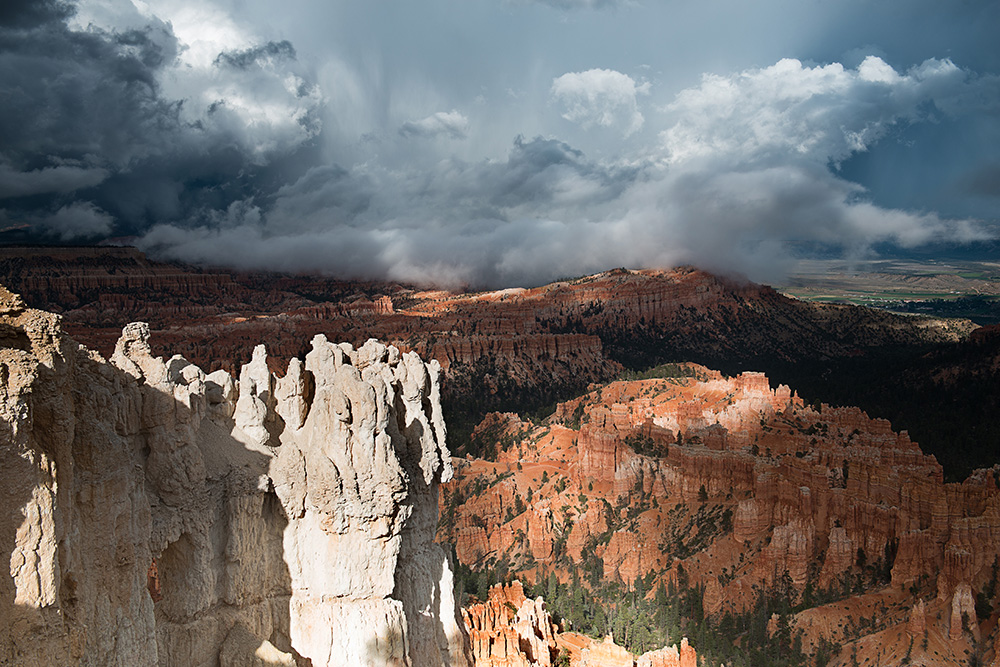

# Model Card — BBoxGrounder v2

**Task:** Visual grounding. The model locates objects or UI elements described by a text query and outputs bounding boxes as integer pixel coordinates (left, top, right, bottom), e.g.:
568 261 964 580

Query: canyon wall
0 284 469 666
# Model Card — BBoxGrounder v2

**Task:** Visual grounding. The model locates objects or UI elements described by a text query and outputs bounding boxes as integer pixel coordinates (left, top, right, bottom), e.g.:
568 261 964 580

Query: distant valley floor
779 259 1000 324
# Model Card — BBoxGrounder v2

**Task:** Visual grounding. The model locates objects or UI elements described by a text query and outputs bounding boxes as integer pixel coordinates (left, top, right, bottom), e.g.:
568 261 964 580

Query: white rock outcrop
0 285 470 666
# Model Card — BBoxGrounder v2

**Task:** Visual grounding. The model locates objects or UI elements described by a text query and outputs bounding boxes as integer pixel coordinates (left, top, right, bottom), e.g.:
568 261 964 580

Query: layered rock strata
0 285 468 666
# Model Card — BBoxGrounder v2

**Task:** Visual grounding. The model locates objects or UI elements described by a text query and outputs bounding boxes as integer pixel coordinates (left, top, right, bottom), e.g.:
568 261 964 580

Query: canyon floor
777 259 1000 324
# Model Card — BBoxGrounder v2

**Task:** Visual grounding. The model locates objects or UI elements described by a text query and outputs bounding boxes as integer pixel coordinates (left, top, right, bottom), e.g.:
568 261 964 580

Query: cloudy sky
1 0 998 286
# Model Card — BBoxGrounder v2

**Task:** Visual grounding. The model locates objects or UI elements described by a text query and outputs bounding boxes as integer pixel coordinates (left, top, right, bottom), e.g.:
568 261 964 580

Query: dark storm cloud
0 7 186 238
0 16 180 168
487 136 636 210
269 164 374 228
215 40 296 70
0 1 320 241
0 0 72 29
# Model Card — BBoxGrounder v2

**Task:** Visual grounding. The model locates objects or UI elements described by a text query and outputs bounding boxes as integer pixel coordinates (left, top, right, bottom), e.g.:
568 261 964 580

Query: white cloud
133 0 252 69
857 56 901 84
399 111 470 140
551 69 649 137
659 56 967 167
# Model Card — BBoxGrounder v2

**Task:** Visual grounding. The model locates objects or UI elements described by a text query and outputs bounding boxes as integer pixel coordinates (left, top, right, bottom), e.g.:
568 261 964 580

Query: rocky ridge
0 284 468 666
0 249 974 433
438 366 1000 666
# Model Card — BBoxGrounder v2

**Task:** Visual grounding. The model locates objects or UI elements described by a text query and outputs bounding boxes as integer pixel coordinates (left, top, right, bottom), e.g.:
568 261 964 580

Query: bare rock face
579 636 634 667
3 289 156 666
949 583 978 641
219 623 295 667
907 598 926 637
635 638 696 667
0 286 469 666
271 335 463 666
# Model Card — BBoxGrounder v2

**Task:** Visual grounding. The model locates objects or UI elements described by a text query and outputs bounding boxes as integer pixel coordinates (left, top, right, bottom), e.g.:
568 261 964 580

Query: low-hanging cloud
0 162 110 199
35 201 115 241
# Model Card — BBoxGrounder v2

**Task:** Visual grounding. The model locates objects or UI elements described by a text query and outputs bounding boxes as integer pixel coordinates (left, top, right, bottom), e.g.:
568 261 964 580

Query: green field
776 259 1000 323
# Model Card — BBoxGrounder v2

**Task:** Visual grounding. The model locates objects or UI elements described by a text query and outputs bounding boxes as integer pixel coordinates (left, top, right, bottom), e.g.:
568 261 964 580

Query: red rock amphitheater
439 366 1000 666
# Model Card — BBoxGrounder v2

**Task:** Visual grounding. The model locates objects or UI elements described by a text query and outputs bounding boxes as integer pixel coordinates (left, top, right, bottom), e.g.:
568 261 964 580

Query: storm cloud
2 0 998 287
0 0 319 236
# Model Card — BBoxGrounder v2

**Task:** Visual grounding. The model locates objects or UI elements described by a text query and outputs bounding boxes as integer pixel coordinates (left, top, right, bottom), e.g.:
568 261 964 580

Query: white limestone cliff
0 285 470 666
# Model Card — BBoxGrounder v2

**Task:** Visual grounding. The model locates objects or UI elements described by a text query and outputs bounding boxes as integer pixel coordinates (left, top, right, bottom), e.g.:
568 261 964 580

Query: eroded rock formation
439 366 1000 665
461 581 697 667
462 581 558 667
0 285 469 666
